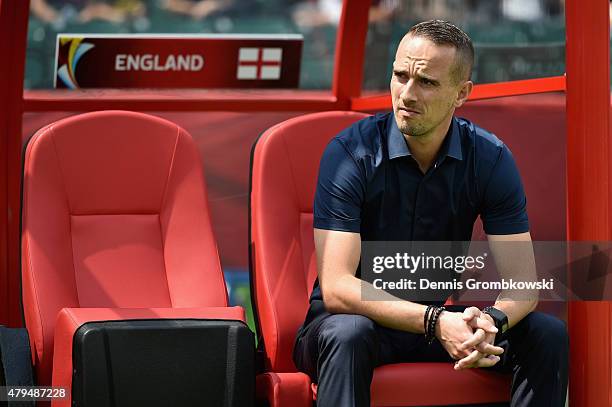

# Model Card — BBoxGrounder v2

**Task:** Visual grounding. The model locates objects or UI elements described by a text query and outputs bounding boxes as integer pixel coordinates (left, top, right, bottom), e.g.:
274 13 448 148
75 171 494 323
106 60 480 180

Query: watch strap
483 306 509 334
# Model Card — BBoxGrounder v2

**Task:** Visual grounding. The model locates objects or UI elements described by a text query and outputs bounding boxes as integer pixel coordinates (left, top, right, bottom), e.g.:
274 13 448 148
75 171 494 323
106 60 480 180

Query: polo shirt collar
387 115 463 161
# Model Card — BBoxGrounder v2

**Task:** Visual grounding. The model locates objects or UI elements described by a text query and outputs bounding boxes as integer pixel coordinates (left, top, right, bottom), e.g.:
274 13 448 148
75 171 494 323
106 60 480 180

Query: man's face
390 35 467 137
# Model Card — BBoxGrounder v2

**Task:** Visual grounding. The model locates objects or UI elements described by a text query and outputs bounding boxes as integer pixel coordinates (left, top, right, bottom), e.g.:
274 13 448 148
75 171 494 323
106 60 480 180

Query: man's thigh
488 311 568 374
376 323 454 366
293 312 455 379
293 313 376 381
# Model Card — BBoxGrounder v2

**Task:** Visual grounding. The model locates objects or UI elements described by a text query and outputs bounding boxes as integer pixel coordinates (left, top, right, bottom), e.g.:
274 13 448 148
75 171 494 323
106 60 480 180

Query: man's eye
422 78 434 85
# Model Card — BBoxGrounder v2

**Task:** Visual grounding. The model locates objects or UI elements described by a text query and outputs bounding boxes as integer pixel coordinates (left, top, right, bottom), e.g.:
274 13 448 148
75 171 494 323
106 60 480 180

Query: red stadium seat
21 111 253 406
249 111 510 406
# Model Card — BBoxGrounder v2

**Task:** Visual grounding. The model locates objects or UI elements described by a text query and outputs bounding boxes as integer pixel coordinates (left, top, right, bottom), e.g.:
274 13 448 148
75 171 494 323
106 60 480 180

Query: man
293 20 568 407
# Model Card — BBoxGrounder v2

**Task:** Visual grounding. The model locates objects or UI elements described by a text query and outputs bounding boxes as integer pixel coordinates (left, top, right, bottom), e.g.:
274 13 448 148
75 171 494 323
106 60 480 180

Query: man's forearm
493 295 537 328
323 274 428 333
486 232 538 328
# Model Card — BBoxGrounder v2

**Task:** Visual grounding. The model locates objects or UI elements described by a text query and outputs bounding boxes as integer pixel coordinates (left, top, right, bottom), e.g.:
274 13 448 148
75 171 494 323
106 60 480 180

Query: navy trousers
293 309 568 407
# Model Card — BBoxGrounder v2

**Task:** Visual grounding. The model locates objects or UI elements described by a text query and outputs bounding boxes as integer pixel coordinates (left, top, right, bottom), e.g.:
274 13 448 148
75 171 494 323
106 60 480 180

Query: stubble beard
395 113 429 137
395 103 455 138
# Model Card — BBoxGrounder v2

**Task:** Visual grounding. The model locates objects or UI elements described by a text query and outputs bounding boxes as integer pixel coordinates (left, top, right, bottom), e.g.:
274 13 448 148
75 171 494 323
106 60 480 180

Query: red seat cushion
370 363 509 406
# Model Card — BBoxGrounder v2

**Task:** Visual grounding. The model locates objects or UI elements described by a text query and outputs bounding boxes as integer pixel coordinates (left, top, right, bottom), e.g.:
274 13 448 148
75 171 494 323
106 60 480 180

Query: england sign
54 34 303 89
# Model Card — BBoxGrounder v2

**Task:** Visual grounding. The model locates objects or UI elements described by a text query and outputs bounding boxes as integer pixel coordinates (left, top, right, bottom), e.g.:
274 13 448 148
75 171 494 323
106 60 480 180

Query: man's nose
400 79 418 103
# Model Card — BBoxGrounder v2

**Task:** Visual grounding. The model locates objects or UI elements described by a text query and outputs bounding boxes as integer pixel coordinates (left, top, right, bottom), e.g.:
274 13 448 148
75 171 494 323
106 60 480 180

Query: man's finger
461 328 486 349
470 316 498 334
474 341 504 356
472 354 501 369
455 353 501 370
462 306 481 321
476 355 501 367
454 349 483 370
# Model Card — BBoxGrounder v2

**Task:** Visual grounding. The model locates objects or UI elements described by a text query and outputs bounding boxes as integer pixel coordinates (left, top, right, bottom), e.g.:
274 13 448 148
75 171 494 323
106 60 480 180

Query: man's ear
454 80 473 108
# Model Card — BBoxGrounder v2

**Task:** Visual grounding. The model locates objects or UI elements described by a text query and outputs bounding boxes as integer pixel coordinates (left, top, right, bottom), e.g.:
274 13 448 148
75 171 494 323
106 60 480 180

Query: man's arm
315 228 501 362
455 231 537 369
315 228 426 332
454 140 536 369
487 231 538 325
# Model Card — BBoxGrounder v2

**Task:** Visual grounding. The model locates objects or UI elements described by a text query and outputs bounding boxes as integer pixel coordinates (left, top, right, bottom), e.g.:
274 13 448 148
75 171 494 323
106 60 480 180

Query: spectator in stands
160 0 234 20
502 0 564 21
30 0 144 26
291 0 399 31
293 20 569 407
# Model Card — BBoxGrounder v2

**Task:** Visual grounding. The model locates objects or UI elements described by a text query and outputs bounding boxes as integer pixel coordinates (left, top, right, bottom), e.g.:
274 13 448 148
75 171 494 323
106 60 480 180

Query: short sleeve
480 145 530 235
313 138 365 233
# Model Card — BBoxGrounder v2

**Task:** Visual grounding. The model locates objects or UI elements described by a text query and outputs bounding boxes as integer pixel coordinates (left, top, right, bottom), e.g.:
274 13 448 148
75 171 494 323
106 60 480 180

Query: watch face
485 307 508 332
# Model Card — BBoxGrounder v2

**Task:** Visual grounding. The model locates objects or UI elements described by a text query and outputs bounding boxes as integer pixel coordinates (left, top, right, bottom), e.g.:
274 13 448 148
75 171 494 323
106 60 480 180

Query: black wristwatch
483 306 509 335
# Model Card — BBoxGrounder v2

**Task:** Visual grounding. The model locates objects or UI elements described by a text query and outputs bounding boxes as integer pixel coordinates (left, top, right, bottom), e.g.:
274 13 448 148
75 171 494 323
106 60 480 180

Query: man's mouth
399 107 421 115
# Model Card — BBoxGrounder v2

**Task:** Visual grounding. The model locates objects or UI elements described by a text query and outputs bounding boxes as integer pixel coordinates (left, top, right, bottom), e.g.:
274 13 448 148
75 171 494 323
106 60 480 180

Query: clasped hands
435 306 504 370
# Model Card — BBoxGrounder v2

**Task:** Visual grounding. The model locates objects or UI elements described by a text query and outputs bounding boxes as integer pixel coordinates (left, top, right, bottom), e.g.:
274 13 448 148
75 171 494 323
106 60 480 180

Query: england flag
236 47 282 80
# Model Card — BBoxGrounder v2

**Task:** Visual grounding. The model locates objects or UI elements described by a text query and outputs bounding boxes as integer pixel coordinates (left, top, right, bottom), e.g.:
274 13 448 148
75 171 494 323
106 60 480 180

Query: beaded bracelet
433 306 446 343
423 305 434 337
426 307 438 343
426 306 446 345
424 305 436 343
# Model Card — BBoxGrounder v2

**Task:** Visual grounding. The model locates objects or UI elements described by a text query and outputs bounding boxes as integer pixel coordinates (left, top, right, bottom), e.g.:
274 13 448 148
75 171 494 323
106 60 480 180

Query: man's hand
435 310 496 361
453 307 504 370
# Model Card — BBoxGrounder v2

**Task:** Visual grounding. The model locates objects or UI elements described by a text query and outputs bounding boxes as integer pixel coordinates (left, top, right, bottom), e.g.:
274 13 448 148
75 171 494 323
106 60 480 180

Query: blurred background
25 0 568 90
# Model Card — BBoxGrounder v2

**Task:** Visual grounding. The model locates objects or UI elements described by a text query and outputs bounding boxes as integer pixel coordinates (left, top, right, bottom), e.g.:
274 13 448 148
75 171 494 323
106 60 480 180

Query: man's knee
520 312 568 354
318 314 378 351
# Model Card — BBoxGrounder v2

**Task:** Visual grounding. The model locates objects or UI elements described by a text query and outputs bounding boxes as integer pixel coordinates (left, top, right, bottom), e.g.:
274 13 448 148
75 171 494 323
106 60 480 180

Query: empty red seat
250 111 510 406
21 110 253 406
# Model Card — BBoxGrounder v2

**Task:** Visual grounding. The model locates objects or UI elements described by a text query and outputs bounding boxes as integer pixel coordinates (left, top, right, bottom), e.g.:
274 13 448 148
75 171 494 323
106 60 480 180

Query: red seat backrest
21 111 228 385
250 111 369 372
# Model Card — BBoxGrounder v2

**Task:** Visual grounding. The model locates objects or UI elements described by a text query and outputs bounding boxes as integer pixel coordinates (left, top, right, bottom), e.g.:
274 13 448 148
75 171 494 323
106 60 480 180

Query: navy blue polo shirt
304 113 529 324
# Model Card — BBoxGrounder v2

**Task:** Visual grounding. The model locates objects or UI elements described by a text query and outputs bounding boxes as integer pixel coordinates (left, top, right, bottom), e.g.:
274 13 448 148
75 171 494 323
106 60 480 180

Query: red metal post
0 0 30 327
566 0 612 405
0 0 6 327
332 0 372 102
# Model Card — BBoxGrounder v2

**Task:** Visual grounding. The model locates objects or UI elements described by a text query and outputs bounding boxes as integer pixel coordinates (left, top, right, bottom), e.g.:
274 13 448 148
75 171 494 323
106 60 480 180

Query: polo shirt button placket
413 187 422 239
